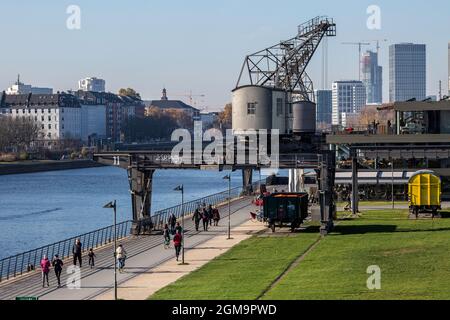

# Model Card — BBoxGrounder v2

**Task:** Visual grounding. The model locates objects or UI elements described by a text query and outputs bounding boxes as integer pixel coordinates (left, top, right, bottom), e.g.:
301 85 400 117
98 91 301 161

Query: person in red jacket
173 230 183 261
40 255 51 287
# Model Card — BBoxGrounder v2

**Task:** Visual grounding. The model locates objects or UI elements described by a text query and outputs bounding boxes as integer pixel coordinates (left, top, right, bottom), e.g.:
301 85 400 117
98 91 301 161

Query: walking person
163 224 171 249
202 208 209 231
88 248 96 269
207 205 213 226
173 230 182 261
72 238 82 267
40 255 51 288
168 213 177 235
192 208 202 232
116 244 127 273
52 254 64 287
175 222 183 235
213 207 221 226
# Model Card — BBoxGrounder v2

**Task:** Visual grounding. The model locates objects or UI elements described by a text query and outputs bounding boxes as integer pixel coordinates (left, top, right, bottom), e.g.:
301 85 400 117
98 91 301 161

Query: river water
0 167 274 260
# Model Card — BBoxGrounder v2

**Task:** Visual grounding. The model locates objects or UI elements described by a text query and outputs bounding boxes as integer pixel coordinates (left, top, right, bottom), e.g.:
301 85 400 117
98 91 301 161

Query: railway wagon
408 170 441 216
263 193 309 232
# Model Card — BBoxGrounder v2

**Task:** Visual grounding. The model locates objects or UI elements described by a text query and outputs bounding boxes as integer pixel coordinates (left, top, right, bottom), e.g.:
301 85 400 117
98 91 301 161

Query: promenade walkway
0 196 260 300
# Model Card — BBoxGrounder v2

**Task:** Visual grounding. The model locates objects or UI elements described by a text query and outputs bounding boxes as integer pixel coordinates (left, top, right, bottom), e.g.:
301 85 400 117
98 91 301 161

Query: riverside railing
0 181 260 283
0 220 132 283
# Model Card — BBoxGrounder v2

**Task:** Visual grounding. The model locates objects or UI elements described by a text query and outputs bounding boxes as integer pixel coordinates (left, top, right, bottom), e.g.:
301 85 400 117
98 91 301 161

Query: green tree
118 88 141 99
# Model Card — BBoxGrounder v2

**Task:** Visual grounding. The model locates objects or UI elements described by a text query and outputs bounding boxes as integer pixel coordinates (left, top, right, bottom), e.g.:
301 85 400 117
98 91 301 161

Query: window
48 124 52 130
48 116 51 121
276 98 283 116
247 103 256 115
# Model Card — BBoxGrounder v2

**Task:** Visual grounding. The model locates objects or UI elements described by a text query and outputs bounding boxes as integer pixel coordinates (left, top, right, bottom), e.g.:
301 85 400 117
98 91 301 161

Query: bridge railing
0 220 132 283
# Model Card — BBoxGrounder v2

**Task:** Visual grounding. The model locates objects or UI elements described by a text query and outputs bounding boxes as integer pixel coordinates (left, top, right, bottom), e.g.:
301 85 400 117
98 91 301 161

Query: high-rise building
448 43 450 95
361 51 382 104
389 43 426 102
332 81 366 127
78 77 106 93
314 89 332 128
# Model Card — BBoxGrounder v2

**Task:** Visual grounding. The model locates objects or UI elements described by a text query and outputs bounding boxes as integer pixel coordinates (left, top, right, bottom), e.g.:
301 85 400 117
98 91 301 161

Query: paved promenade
0 196 261 300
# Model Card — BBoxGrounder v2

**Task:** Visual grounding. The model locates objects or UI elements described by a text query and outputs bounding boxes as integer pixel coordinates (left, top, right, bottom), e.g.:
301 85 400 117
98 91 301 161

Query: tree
216 103 232 130
118 88 141 99
0 117 41 152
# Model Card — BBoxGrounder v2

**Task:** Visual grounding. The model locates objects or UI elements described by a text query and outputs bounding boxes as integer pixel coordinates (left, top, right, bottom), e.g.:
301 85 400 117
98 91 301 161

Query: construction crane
363 39 388 56
172 90 206 107
342 42 371 80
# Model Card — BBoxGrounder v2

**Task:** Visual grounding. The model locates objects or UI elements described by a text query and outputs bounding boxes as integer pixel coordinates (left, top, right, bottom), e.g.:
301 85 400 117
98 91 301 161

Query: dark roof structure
147 88 199 112
0 92 80 108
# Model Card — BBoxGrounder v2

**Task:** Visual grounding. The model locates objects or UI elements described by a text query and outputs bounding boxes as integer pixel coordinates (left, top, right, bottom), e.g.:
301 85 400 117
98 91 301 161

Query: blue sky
0 0 449 110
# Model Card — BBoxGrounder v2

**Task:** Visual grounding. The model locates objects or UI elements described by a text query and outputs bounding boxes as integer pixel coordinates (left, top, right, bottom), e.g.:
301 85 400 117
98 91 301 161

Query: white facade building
5 76 53 95
81 105 107 142
332 81 366 127
78 77 106 93
0 94 82 142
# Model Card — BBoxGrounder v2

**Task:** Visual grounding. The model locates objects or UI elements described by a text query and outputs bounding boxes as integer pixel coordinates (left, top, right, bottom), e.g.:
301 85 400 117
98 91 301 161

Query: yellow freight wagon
408 170 441 216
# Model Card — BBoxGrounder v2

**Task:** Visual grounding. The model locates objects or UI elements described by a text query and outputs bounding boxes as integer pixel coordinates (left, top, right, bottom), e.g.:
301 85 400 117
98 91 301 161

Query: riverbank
0 159 105 175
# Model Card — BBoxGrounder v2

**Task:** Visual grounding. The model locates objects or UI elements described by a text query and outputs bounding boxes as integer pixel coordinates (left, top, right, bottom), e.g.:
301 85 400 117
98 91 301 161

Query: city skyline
0 0 449 110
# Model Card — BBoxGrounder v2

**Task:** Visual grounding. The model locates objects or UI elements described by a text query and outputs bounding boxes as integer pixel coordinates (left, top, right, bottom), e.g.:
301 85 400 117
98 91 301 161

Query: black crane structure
236 16 336 101
94 16 339 236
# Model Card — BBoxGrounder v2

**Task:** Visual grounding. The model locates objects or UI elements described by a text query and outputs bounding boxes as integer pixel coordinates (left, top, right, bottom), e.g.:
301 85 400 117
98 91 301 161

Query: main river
0 167 276 260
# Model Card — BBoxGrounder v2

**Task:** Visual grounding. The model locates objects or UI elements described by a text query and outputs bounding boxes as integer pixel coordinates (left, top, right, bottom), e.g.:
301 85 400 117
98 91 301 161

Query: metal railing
0 220 131 283
0 180 262 283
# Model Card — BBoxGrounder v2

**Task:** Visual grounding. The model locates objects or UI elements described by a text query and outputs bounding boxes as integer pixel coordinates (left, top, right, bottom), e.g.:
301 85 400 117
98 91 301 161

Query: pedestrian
88 248 96 269
163 224 171 249
169 213 177 235
207 205 213 226
40 255 51 288
202 208 209 231
173 230 182 261
52 254 64 287
192 208 202 231
72 238 82 267
175 222 183 235
213 207 221 226
116 244 127 273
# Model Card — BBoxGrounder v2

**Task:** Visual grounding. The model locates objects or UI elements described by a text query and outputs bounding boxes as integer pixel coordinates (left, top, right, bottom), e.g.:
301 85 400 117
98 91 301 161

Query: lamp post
103 200 117 301
223 174 232 240
174 185 186 265
390 161 395 209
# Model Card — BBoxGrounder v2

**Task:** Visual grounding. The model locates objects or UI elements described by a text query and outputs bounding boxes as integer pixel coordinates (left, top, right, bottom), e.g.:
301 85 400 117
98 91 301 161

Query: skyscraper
314 89 332 128
448 43 450 95
389 43 426 102
332 81 366 127
361 51 382 104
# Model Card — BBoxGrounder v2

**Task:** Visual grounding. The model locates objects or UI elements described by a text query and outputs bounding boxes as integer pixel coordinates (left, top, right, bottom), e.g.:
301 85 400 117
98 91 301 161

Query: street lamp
174 185 186 265
223 174 232 240
103 200 117 301
389 161 395 209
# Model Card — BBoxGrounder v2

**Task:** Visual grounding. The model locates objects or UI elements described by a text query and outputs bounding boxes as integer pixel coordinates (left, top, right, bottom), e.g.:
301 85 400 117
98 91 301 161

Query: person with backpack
163 224 171 249
40 255 51 288
116 244 127 273
173 230 182 261
52 254 64 287
192 208 202 231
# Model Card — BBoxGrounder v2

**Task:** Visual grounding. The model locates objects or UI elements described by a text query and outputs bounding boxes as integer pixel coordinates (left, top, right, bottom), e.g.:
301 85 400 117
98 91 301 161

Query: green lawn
150 232 320 300
150 209 450 300
336 201 408 207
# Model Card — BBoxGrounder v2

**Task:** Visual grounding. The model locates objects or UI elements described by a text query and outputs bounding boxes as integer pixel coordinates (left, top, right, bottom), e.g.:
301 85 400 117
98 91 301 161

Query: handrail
0 180 262 282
